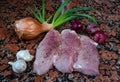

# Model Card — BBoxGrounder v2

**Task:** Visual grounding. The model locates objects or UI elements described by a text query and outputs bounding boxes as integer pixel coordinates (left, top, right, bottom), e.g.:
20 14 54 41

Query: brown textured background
0 0 120 82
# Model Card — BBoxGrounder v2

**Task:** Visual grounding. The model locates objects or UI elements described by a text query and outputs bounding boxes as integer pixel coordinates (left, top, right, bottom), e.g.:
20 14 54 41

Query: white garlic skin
8 59 27 73
16 50 34 62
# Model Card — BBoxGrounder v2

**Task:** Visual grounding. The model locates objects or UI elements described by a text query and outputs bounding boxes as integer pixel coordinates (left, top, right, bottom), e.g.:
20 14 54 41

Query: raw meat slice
33 30 61 75
33 29 99 76
54 29 81 73
73 35 99 75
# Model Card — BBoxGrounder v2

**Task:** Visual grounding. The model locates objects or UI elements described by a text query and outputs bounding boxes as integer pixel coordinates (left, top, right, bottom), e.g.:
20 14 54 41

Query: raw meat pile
33 29 99 76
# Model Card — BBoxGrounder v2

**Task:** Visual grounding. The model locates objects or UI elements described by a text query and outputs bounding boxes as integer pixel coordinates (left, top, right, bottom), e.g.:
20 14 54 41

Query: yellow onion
14 17 53 40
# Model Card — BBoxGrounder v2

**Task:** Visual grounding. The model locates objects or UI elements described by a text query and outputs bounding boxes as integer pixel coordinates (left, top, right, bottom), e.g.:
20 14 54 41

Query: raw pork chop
33 29 99 76
73 35 99 75
54 29 81 73
33 30 61 75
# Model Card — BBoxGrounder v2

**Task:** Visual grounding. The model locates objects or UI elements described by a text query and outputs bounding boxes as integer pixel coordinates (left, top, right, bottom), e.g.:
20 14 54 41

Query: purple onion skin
93 31 108 43
87 23 100 34
71 19 83 33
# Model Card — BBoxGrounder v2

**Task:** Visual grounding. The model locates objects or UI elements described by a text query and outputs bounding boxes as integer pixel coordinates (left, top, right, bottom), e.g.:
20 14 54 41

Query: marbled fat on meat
33 30 61 75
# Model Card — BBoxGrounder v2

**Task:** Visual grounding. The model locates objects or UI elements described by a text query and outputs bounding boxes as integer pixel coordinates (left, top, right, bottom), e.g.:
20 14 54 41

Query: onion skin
14 17 53 40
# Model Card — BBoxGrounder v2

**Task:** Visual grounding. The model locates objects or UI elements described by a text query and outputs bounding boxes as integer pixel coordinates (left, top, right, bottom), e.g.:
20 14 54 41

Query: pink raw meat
73 35 99 75
54 29 81 73
33 30 61 75
33 29 100 76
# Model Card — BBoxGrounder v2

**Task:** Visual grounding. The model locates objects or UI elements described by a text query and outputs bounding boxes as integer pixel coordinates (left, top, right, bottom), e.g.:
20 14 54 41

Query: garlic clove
24 55 34 62
16 50 34 62
8 59 27 73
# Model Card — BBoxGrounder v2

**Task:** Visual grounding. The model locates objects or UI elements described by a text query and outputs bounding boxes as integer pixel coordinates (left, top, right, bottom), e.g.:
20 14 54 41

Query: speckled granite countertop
0 0 120 82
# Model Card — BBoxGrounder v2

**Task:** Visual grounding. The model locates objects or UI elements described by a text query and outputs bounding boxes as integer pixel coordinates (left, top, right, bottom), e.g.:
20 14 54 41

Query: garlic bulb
16 50 34 62
8 59 27 73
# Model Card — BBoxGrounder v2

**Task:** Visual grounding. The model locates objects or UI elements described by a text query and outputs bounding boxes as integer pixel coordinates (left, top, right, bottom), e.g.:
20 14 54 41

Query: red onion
71 19 83 33
87 23 100 34
93 31 108 43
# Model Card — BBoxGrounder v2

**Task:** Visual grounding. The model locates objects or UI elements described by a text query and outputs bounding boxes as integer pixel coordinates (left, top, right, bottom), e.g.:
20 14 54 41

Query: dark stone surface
0 0 120 81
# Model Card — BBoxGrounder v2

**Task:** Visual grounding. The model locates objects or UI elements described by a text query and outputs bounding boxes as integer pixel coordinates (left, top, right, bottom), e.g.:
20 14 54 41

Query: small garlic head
8 59 27 73
16 50 34 62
